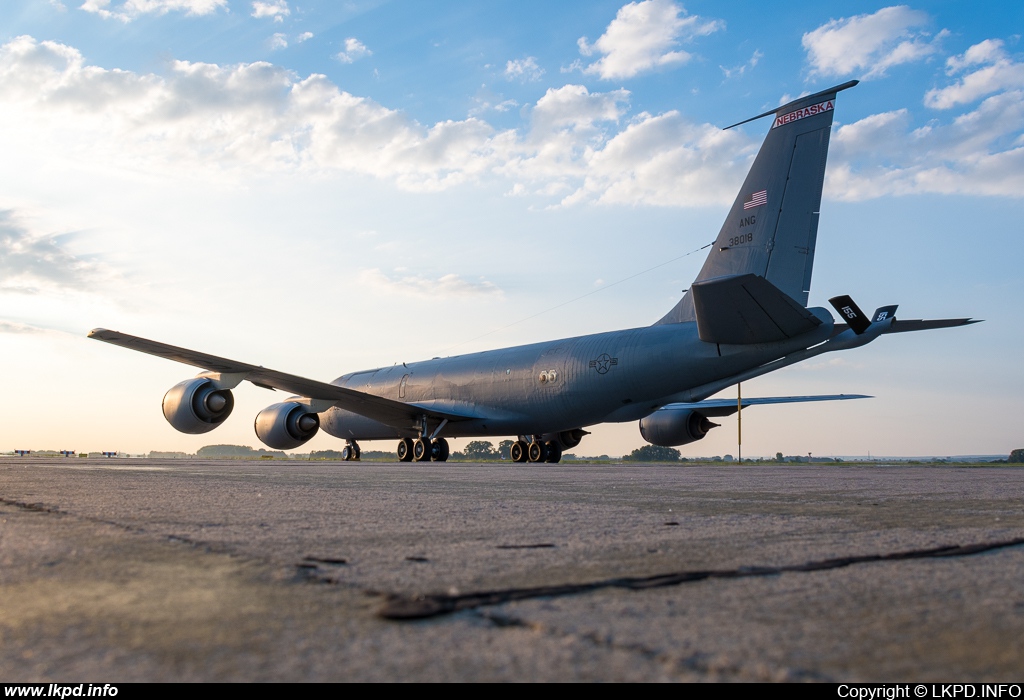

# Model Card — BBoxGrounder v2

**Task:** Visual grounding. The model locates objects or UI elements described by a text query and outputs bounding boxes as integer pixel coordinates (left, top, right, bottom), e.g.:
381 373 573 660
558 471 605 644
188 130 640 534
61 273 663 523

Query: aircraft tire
341 445 352 461
527 441 547 463
413 437 432 462
544 442 562 463
352 443 361 461
431 438 450 462
397 438 414 462
510 441 528 463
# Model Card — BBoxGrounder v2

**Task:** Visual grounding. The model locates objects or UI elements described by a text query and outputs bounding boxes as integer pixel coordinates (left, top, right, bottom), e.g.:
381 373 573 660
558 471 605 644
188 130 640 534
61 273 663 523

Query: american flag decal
743 189 767 210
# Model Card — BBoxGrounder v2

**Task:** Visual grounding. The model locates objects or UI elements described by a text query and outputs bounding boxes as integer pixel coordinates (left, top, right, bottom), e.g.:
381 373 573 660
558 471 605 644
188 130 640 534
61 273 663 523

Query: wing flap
88 328 474 427
692 273 822 344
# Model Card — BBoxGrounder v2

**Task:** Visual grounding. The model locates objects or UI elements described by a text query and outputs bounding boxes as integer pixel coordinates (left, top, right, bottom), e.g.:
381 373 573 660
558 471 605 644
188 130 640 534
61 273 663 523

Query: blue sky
1 0 1021 457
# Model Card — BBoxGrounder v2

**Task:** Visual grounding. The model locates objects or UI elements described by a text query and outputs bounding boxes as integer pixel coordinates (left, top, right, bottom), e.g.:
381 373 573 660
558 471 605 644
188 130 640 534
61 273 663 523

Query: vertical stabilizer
657 81 857 326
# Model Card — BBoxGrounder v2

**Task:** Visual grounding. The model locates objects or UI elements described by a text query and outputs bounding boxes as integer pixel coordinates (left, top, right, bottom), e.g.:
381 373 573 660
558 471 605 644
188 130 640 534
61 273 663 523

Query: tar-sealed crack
1 496 221 556
303 556 348 566
7 494 1023 635
0 498 68 515
472 608 827 681
377 537 1024 620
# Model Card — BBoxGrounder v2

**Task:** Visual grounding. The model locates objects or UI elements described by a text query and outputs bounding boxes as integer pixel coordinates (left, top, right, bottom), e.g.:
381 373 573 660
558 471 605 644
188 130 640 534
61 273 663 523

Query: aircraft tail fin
657 81 858 326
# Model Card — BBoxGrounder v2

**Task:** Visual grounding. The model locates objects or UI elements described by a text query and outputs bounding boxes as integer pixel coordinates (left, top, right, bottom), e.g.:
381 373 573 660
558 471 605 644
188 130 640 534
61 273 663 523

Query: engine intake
639 408 719 447
254 402 320 450
162 378 235 434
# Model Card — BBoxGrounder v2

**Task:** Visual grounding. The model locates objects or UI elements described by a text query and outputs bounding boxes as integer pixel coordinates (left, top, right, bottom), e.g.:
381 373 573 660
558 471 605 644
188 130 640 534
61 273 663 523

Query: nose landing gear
340 440 361 461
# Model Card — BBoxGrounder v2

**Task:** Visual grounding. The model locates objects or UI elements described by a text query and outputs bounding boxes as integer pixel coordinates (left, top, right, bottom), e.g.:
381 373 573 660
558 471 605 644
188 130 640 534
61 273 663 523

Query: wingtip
87 328 107 338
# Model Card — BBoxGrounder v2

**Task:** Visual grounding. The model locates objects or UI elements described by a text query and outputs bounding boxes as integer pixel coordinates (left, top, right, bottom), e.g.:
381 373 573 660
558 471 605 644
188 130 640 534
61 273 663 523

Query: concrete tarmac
1 457 1022 682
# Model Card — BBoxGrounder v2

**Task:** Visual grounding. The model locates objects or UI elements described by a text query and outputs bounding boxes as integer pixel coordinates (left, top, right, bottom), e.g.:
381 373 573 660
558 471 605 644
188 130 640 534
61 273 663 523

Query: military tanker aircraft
89 81 977 463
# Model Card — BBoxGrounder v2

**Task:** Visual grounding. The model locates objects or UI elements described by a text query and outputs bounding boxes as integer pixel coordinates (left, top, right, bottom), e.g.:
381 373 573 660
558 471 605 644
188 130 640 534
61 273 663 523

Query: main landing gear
509 437 562 463
396 437 450 462
340 440 361 461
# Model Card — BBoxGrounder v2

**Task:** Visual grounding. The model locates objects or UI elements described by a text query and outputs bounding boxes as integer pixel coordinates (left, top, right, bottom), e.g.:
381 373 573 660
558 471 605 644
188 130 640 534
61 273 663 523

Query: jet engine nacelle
539 428 589 450
162 378 235 434
254 402 320 450
639 408 719 447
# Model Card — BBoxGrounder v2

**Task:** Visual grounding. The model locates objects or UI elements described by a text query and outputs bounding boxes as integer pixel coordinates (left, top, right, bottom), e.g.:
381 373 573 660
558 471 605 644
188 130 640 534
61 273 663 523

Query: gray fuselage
320 314 835 441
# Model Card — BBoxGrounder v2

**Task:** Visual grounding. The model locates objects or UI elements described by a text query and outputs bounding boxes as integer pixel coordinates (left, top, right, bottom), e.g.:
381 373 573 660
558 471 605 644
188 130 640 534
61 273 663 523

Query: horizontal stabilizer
660 393 870 418
692 273 823 344
889 318 981 333
831 318 981 336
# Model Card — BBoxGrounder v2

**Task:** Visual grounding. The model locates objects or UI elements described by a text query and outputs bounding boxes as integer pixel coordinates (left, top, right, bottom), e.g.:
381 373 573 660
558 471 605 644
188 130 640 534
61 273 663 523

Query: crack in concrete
8 493 1023 652
1 496 220 557
472 608 829 681
378 537 1024 620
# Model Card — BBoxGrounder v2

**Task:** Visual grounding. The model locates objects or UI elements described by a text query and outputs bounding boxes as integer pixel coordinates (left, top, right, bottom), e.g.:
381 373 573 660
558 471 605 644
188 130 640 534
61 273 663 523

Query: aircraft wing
664 393 871 418
87 328 474 427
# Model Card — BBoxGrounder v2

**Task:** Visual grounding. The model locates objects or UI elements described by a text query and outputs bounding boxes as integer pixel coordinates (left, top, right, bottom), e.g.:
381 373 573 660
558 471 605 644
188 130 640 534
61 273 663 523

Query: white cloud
0 320 49 334
297 32 314 43
468 97 518 117
2 34 1018 211
576 0 723 80
270 33 288 51
0 209 100 294
925 40 1024 109
531 84 629 131
827 91 1024 199
494 85 634 190
720 50 762 80
0 36 501 192
80 0 227 21
802 6 945 79
553 111 752 207
358 269 503 298
336 38 372 64
0 35 782 208
251 0 289 22
505 57 544 82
